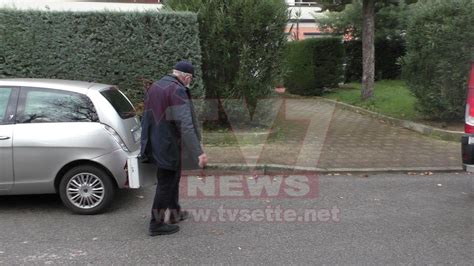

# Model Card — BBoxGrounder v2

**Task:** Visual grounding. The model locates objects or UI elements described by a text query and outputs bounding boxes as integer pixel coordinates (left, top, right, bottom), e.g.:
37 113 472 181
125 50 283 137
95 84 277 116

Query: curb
206 163 463 175
318 97 463 142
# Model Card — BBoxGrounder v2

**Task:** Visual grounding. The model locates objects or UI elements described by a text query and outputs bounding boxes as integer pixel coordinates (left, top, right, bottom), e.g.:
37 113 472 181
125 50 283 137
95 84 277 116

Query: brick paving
204 99 462 171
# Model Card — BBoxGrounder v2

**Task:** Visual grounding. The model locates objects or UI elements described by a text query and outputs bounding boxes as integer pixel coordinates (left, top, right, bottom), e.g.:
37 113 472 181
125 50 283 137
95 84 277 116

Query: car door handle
0 136 10 140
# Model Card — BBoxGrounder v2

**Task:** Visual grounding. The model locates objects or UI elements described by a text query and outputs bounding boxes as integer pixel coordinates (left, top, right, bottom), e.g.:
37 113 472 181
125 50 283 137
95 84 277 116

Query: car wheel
59 165 115 215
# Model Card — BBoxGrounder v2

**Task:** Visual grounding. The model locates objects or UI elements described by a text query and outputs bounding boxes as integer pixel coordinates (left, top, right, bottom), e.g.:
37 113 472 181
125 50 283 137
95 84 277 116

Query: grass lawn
325 80 418 121
324 80 464 131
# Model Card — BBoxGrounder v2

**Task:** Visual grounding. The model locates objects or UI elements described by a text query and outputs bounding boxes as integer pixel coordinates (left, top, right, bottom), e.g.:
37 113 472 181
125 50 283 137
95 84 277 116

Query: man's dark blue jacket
140 74 202 170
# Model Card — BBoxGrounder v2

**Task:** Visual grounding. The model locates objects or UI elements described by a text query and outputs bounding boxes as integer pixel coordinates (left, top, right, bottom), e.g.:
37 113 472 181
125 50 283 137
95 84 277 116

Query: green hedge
402 0 474 120
166 0 288 126
284 37 344 96
344 39 405 82
0 9 203 104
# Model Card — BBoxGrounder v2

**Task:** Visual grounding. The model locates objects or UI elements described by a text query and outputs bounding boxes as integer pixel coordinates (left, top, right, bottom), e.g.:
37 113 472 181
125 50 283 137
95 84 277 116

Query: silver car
0 79 143 214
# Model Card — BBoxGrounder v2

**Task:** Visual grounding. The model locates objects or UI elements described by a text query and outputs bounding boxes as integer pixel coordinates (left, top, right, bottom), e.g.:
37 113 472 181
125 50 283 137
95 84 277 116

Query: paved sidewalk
204 99 462 171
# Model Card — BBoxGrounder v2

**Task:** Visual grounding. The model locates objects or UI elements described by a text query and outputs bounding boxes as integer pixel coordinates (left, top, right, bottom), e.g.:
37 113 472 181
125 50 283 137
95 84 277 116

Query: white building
286 0 331 40
0 0 162 12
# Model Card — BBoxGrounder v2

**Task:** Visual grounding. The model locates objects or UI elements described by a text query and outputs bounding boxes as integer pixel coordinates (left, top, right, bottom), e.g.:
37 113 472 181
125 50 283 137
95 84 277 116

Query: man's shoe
148 223 180 236
169 210 190 224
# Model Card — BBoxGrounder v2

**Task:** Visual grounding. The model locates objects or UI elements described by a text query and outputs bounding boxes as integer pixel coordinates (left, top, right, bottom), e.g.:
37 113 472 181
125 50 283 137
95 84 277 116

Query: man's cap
174 60 194 76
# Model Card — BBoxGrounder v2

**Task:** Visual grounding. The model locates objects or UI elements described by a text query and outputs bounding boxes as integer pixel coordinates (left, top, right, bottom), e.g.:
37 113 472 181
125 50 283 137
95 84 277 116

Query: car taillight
104 124 130 152
465 63 474 134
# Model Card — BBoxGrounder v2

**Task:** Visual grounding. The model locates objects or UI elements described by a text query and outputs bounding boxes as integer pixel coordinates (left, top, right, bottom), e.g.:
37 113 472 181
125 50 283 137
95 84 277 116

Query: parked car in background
0 79 144 214
461 62 474 172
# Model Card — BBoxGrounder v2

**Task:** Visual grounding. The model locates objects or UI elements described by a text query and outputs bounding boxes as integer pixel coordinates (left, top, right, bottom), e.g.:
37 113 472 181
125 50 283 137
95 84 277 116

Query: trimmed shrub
166 0 288 126
284 41 314 96
0 9 203 104
402 0 474 120
344 40 363 83
284 37 345 96
344 38 405 82
375 39 405 80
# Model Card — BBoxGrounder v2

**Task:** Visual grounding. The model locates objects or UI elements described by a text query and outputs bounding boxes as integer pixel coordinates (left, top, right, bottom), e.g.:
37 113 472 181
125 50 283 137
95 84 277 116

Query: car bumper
93 148 158 189
461 135 474 171
92 149 133 189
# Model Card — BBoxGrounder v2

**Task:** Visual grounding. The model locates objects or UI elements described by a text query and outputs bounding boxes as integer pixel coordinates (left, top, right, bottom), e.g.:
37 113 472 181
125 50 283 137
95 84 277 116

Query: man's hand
198 153 208 168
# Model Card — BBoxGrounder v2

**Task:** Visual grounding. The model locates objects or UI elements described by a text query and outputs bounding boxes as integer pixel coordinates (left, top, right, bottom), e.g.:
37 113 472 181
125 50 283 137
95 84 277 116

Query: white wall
1 1 322 19
0 0 163 12
288 6 325 20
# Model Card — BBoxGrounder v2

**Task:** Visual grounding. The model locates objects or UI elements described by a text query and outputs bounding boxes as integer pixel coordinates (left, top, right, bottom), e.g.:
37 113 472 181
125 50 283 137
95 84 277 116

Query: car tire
59 165 115 215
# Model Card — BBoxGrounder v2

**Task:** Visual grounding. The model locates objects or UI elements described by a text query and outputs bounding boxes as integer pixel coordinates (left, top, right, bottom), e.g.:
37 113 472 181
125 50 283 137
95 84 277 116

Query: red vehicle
461 61 474 171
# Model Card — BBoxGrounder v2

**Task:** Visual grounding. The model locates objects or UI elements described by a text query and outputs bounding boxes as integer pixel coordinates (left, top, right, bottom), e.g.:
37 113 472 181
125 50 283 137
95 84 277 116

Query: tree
288 8 303 41
402 0 474 120
317 0 413 41
315 0 414 100
361 0 375 99
165 0 288 126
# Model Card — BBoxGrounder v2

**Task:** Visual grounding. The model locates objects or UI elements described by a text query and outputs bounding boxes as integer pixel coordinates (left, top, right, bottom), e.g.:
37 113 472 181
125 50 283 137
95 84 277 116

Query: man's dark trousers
150 167 181 226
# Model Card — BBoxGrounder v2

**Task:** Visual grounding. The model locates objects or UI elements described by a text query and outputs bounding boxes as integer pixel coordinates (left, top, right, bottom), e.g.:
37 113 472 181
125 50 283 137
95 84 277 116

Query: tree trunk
361 0 375 100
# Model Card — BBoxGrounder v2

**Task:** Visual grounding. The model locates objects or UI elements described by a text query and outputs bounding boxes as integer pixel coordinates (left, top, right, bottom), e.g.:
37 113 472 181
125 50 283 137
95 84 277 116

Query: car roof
0 78 113 94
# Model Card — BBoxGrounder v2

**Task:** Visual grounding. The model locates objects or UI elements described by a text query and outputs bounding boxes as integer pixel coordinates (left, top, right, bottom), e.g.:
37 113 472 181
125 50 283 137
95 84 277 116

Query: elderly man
140 61 208 236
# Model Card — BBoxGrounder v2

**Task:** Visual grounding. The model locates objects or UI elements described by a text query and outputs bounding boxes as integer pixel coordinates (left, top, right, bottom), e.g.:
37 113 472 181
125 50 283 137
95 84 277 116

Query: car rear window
100 88 135 119
19 89 98 123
